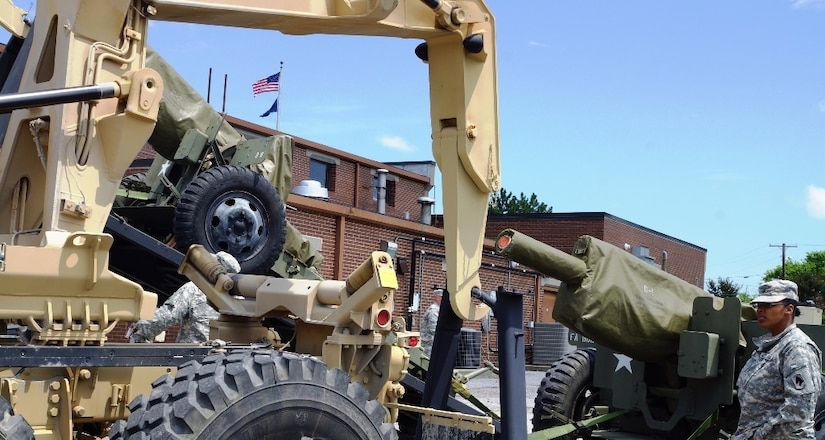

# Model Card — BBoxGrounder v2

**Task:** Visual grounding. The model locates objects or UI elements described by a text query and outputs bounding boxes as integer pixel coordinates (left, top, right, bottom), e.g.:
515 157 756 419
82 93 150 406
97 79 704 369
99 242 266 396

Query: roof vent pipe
661 250 668 272
376 168 388 215
417 196 435 225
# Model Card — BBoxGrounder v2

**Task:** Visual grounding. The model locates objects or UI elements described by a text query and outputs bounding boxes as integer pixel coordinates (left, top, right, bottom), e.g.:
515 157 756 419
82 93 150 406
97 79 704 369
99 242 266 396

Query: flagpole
276 61 283 131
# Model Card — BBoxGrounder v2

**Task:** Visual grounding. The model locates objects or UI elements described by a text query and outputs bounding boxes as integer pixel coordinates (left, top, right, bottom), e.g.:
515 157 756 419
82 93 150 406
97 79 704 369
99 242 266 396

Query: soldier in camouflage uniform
734 279 822 439
420 288 442 356
130 252 240 344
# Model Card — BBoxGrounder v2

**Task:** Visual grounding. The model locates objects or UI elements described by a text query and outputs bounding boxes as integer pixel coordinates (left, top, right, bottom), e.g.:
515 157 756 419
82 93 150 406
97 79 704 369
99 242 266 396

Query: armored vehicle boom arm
0 0 498 321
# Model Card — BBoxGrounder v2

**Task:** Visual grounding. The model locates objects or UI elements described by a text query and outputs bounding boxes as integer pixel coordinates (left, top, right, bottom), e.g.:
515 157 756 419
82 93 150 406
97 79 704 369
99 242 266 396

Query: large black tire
109 350 396 440
0 396 33 440
173 165 286 274
532 348 599 439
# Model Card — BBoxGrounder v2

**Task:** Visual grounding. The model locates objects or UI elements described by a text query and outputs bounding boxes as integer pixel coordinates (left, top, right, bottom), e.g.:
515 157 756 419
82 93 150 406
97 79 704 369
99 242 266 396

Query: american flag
252 72 280 96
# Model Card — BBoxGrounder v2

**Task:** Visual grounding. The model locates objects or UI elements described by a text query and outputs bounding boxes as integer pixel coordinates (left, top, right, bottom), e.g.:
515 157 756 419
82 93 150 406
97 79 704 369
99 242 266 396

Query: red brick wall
136 144 155 160
486 215 605 255
603 217 706 287
285 209 338 279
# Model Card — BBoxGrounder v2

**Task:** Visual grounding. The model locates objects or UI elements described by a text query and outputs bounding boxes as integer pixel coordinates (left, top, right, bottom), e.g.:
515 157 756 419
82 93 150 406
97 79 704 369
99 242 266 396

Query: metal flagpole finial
276 61 283 131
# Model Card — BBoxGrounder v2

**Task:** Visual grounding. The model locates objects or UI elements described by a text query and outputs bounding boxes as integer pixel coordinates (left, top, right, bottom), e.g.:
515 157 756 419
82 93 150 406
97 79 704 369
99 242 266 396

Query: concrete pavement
455 367 549 431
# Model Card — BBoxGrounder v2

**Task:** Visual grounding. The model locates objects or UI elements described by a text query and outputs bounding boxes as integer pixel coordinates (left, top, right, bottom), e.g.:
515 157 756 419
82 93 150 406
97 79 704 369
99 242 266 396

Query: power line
769 243 797 279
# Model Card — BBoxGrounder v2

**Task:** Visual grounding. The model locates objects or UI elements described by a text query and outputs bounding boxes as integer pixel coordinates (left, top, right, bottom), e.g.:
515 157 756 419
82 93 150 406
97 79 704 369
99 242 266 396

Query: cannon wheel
0 396 33 440
114 172 149 207
173 165 286 274
109 350 397 440
532 348 599 439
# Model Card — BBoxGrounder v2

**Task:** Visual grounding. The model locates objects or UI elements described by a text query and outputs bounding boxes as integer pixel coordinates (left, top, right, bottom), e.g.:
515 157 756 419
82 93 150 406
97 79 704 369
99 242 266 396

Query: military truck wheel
109 349 397 440
532 348 599 439
0 396 33 440
174 165 286 274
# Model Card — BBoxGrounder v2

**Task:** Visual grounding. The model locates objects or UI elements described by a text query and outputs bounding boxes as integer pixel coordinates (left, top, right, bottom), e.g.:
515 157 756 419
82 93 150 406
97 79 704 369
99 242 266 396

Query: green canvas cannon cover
495 229 751 362
553 235 723 362
145 46 243 160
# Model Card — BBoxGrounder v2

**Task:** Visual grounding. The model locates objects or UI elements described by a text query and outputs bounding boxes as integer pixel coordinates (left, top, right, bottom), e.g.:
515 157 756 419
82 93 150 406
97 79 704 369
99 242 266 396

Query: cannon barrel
494 229 587 284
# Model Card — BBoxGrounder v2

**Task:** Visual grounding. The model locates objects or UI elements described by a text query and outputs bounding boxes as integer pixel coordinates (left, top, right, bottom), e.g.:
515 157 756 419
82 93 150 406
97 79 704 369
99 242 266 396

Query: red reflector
408 336 419 347
376 309 391 327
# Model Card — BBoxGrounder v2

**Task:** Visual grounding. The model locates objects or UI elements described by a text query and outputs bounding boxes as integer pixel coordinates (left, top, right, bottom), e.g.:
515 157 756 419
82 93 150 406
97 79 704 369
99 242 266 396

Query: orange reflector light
496 234 512 249
376 309 391 327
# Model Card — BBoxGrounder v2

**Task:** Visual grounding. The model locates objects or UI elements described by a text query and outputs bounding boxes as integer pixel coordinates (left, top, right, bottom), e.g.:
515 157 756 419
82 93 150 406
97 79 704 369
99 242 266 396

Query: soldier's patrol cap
751 279 799 304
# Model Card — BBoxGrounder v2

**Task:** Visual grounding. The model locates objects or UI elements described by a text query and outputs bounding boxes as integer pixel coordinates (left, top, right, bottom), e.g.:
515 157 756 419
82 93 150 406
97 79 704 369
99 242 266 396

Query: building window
306 151 339 192
387 180 396 206
310 159 336 191
373 175 397 207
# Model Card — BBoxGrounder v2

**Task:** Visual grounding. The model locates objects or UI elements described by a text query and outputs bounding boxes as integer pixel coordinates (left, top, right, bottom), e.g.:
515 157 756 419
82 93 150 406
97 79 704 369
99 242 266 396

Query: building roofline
225 115 431 184
487 211 706 252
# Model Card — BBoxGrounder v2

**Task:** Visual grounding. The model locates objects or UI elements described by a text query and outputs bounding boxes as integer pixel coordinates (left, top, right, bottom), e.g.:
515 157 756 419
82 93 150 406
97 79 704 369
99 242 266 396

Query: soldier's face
755 302 793 334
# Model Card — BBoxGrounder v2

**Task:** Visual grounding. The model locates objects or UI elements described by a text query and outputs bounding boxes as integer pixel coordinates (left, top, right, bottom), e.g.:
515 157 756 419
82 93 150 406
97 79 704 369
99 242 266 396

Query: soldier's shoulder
785 328 822 356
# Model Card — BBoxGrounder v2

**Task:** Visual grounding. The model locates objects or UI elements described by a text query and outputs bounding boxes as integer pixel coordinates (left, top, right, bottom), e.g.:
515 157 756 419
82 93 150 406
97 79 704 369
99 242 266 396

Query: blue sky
8 1 825 293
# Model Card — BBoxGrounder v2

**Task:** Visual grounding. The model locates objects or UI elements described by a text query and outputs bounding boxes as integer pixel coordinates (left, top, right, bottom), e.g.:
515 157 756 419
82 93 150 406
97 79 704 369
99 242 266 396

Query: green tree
763 251 825 304
706 277 742 297
488 188 552 215
737 292 755 304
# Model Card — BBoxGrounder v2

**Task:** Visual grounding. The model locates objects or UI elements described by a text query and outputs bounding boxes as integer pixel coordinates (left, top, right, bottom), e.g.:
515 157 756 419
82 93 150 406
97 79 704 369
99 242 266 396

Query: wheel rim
204 191 267 260
213 387 366 439
573 388 600 420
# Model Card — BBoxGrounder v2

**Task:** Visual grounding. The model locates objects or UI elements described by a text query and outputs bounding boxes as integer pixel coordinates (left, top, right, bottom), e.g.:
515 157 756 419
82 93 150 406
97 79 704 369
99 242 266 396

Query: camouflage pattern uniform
420 290 442 356
734 279 823 440
734 325 821 439
130 252 240 344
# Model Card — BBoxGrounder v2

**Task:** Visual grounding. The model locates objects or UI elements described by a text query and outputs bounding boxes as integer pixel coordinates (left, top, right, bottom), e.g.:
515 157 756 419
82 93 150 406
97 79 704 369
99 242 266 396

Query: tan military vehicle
0 1 500 439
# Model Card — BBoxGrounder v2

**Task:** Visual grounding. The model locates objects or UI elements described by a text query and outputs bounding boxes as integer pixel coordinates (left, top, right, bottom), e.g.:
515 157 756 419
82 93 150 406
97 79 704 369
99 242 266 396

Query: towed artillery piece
494 228 825 439
113 46 320 279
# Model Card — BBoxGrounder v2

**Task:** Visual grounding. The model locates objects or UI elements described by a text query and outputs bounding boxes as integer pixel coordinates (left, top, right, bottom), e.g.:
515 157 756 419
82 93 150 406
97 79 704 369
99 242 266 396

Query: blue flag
260 98 278 117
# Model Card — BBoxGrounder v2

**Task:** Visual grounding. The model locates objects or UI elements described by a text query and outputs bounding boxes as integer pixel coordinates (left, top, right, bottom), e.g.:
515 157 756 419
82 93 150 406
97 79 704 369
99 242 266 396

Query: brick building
117 115 707 367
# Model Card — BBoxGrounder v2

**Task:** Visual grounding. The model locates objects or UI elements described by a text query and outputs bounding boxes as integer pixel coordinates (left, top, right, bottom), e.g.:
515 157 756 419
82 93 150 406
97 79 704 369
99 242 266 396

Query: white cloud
818 99 825 113
806 185 825 219
791 0 825 10
528 41 549 48
379 136 415 152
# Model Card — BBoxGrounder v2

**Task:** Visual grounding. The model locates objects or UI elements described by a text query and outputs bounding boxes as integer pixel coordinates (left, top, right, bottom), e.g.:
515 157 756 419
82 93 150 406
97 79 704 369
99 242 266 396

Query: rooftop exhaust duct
291 180 329 199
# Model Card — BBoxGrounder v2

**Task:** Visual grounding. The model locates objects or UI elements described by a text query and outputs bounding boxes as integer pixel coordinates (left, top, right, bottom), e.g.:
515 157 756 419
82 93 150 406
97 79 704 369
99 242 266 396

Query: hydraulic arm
0 0 499 321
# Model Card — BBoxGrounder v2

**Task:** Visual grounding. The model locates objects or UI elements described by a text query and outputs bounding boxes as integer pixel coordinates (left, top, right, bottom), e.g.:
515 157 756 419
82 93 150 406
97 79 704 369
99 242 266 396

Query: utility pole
769 243 797 279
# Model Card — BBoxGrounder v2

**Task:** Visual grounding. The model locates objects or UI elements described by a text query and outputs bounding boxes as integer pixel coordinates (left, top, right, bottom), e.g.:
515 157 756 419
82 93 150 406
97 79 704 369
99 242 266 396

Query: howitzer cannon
494 228 825 439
